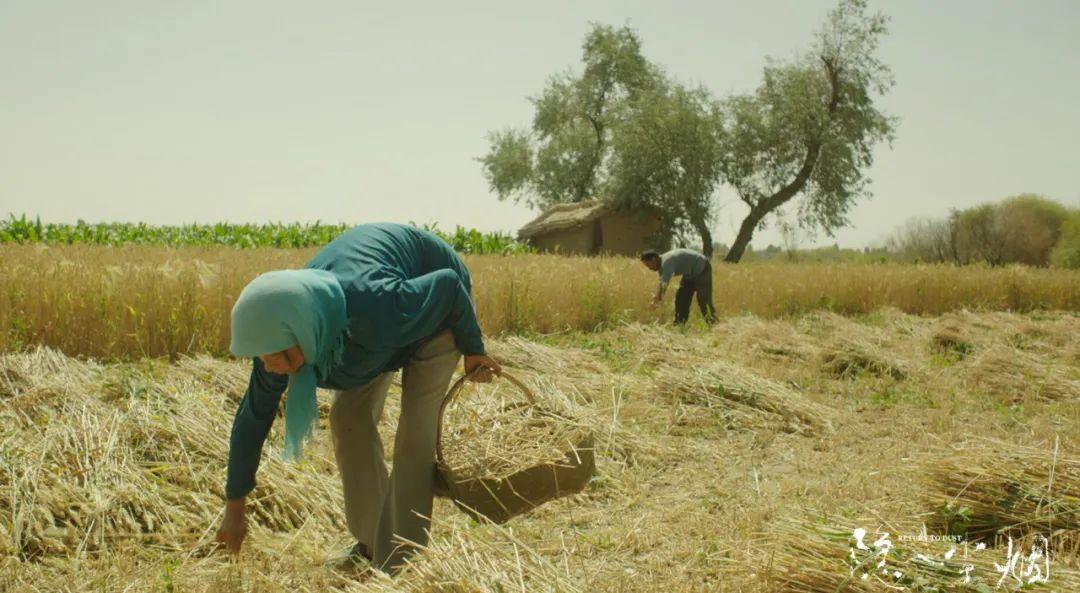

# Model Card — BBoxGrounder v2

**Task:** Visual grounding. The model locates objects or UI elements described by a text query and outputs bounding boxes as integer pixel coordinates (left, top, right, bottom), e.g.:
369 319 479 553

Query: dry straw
964 345 1080 402
930 310 1080 361
0 345 601 592
5 305 1080 592
3 518 584 593
930 322 976 358
596 322 836 434
919 438 1080 543
481 336 666 466
721 315 821 362
362 519 584 593
820 338 911 380
652 360 836 435
0 348 345 559
485 337 606 388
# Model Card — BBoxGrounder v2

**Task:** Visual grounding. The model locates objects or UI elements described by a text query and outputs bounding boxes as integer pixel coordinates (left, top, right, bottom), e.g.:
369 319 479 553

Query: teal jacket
226 223 484 499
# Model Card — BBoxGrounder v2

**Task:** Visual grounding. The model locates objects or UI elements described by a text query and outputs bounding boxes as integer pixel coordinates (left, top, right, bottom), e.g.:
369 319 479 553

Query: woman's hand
215 497 248 554
464 354 502 383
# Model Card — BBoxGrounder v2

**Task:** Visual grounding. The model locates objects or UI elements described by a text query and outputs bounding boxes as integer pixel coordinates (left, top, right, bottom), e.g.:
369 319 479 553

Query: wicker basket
434 371 595 524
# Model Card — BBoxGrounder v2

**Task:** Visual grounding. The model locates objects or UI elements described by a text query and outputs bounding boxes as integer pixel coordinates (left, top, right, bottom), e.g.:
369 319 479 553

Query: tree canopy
1050 210 1080 269
479 25 662 211
718 0 895 262
481 0 896 262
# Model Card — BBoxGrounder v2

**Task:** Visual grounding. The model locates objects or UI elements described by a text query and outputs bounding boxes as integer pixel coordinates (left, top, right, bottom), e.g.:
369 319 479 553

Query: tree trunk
724 141 821 264
724 208 765 263
947 214 961 264
692 218 713 259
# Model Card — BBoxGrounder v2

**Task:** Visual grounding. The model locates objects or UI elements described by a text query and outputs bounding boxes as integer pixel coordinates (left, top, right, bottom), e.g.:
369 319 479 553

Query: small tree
778 210 802 261
718 0 896 263
886 216 954 263
954 204 1005 265
1050 210 1080 269
949 195 1070 266
999 194 1070 266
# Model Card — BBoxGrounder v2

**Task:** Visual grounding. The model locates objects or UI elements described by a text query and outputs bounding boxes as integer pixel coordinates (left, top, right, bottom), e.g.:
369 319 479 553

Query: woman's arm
216 357 288 553
225 357 288 499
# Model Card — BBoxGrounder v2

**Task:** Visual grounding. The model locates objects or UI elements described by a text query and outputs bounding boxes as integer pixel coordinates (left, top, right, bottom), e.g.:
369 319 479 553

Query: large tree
479 24 662 211
606 84 724 256
479 25 724 252
718 0 896 262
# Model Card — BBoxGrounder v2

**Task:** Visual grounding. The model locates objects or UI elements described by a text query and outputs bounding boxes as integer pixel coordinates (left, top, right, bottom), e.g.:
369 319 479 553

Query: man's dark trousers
674 261 716 325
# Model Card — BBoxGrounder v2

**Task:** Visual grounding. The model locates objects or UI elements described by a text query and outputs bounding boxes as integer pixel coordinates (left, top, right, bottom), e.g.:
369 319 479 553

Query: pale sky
2 1 1078 249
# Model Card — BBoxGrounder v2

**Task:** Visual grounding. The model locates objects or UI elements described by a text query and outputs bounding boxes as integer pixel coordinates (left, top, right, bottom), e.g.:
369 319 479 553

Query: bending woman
214 222 501 573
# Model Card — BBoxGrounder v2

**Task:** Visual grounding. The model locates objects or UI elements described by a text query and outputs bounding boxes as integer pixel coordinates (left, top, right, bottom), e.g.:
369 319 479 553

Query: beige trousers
329 330 461 572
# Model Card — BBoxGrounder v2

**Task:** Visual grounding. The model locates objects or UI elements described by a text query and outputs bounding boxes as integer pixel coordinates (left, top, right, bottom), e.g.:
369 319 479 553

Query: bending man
640 248 717 325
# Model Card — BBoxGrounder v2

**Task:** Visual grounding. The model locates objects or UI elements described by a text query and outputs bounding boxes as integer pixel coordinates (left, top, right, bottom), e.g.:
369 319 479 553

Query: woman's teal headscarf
230 269 349 460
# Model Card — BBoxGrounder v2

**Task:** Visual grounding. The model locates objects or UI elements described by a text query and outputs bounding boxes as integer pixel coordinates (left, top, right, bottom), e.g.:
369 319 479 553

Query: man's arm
652 280 668 305
653 256 674 305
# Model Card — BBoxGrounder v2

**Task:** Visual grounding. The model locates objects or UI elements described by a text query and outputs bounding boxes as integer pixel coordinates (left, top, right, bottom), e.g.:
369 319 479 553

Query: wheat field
2 243 1079 591
2 244 1078 359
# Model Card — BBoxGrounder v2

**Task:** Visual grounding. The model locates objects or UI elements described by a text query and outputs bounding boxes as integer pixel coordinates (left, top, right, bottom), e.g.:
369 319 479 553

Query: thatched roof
517 200 607 239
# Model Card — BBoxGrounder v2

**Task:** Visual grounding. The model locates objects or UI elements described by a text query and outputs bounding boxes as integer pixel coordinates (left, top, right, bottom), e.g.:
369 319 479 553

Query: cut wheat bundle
172 354 252 399
820 337 910 380
918 438 1080 543
365 520 584 593
652 360 835 435
0 350 345 559
796 310 876 341
722 315 820 362
0 345 102 401
930 322 976 358
964 345 1080 402
607 323 701 361
487 337 603 380
439 402 592 483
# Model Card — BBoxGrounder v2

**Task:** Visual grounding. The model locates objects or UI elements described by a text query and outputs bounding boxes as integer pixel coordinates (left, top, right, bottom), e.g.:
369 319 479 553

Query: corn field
0 215 529 254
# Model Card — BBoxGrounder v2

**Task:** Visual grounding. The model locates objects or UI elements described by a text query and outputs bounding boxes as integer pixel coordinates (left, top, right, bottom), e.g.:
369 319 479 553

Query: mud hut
517 201 661 256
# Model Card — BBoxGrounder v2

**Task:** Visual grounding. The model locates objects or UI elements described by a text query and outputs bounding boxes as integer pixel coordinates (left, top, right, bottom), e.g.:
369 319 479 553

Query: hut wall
598 213 662 256
529 225 594 254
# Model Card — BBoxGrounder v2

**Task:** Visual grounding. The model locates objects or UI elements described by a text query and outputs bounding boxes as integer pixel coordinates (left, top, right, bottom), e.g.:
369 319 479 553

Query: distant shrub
1050 210 1080 269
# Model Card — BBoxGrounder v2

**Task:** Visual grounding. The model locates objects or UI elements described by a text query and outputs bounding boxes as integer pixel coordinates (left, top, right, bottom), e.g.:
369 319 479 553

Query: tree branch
821 54 842 114
758 56 842 213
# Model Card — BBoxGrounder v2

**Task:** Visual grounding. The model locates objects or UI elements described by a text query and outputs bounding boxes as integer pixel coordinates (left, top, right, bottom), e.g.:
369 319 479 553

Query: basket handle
436 369 535 468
